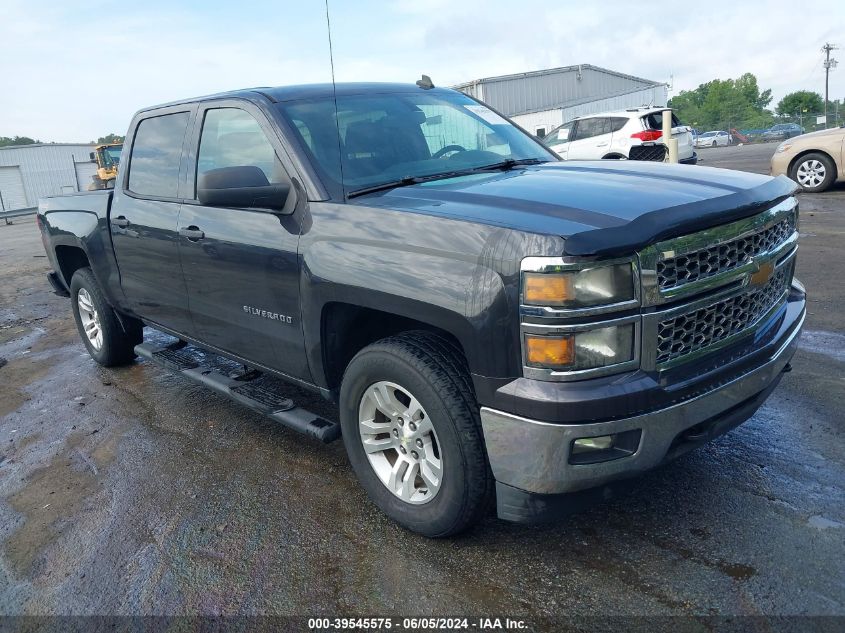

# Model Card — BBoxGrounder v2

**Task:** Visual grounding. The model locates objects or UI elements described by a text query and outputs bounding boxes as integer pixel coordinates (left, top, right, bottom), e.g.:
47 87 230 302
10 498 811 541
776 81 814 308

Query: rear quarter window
128 112 190 198
610 117 628 132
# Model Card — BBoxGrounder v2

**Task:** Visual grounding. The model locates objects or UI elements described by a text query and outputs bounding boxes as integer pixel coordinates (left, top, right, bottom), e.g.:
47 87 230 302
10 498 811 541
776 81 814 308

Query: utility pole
823 43 838 129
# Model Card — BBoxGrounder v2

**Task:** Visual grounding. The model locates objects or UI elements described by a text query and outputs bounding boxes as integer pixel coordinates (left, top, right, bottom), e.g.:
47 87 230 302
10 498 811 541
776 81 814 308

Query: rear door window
128 112 190 198
572 118 610 141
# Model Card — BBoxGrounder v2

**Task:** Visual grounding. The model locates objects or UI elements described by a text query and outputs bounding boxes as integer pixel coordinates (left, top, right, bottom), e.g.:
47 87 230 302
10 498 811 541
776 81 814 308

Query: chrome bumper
480 306 805 495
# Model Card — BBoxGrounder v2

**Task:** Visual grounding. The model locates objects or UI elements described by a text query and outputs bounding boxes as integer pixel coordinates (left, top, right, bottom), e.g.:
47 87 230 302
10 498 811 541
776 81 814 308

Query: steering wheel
432 144 468 159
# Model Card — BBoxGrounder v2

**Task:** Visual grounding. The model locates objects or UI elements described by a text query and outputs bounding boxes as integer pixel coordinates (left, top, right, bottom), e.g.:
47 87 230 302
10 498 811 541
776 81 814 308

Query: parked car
763 123 805 142
695 130 732 147
38 82 804 536
741 128 770 143
770 125 845 192
542 108 697 164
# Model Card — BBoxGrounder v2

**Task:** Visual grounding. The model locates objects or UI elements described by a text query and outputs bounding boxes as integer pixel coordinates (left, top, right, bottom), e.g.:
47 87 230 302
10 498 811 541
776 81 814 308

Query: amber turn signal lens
523 273 573 306
525 335 574 368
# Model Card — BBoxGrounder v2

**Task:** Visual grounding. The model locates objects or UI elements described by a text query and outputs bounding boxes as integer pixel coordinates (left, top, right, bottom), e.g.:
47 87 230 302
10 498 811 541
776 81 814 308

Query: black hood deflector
563 175 797 258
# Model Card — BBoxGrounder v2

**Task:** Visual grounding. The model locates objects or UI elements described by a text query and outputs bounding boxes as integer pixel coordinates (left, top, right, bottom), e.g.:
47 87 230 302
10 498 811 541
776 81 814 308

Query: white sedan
695 130 732 147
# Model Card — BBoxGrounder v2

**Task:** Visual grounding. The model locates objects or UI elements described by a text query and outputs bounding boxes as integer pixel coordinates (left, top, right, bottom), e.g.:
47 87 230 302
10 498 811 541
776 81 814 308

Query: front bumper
770 150 791 178
481 283 805 521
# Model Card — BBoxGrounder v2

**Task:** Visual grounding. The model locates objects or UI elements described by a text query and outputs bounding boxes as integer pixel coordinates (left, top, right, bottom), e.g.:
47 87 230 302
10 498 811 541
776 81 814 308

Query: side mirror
197 166 290 212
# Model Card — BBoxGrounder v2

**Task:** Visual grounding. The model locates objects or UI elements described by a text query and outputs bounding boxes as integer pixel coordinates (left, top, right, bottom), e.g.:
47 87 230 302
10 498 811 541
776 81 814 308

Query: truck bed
39 189 113 218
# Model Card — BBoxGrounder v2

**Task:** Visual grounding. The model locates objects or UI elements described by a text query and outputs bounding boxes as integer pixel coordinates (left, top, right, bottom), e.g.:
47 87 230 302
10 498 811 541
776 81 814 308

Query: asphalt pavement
0 145 843 628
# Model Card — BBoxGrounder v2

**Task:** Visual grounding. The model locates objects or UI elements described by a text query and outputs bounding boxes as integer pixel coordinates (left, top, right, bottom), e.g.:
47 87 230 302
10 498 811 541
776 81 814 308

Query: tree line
668 73 841 131
0 134 125 148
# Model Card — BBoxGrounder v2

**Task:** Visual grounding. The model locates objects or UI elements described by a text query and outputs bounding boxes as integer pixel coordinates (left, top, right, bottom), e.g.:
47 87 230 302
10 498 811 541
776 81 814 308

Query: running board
134 341 341 443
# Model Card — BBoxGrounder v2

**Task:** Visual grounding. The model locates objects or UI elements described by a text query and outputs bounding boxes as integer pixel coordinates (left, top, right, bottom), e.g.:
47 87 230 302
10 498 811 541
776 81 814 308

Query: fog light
572 435 613 454
569 429 642 465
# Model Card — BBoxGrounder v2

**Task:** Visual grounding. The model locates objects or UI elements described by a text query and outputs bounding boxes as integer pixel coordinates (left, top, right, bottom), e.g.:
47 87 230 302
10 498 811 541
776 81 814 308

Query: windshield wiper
347 176 425 199
474 157 545 171
346 158 545 199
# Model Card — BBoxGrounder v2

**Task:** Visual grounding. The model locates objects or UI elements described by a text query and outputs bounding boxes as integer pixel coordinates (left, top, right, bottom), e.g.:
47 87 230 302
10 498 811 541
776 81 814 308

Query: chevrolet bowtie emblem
750 261 775 287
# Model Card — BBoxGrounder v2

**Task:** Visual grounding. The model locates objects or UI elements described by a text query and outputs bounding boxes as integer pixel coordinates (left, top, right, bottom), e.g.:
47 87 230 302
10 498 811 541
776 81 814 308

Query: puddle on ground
799 330 845 363
3 430 120 576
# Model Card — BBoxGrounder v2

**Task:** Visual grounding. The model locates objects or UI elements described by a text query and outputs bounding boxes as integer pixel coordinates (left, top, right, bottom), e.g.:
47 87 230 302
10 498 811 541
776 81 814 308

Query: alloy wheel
77 288 103 351
358 380 443 504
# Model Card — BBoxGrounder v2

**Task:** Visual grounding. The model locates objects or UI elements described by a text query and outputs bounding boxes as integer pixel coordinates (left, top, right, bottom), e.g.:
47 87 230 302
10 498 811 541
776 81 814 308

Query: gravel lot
1 145 843 627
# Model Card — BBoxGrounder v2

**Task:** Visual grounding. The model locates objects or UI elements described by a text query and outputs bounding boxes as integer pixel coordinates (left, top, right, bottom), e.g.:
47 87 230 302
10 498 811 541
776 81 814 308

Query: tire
711 141 717 147
339 331 493 537
70 267 142 366
789 152 836 193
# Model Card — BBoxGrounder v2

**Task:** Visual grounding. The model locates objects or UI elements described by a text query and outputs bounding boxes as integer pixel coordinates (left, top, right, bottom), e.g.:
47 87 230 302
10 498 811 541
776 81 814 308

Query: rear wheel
339 331 493 537
790 153 836 193
70 267 142 366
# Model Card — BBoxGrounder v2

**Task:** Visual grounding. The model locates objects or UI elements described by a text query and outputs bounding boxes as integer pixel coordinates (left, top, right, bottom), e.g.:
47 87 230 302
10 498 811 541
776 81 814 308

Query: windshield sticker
464 104 508 125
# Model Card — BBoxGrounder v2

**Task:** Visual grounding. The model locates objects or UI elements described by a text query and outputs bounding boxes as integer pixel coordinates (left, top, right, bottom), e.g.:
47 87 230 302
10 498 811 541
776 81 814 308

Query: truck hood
359 161 796 257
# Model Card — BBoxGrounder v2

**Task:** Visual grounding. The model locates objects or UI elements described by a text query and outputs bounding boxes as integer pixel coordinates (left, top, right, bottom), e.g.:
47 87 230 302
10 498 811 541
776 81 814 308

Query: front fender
299 202 562 387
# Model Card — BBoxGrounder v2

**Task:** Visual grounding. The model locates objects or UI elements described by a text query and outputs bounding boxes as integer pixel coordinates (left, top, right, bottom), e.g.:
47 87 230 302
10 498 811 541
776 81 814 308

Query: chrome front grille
639 198 799 372
655 266 791 365
657 215 796 291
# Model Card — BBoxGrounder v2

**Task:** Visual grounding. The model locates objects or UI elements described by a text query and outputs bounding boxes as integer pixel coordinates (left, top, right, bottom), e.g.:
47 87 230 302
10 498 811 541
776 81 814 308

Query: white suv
541 108 697 164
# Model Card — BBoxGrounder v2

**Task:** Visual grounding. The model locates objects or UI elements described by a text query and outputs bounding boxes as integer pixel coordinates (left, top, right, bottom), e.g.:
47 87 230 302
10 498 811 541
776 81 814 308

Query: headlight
522 262 634 309
524 323 635 371
776 142 792 153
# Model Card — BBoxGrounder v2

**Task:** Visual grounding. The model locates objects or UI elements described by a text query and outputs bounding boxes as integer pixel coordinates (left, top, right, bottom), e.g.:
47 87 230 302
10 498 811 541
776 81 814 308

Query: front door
110 109 194 334
177 104 308 379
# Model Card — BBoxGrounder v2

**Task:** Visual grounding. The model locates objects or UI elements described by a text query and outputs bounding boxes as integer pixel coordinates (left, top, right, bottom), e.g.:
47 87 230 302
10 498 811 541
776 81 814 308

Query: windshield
277 90 554 196
104 145 122 165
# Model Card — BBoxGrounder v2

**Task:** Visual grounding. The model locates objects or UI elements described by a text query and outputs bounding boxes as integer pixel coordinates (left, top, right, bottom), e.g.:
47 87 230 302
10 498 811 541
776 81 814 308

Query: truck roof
138 82 452 113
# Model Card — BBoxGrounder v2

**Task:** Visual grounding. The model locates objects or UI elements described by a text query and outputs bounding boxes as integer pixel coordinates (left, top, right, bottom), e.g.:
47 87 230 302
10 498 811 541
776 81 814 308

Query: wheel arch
788 149 837 179
54 244 91 287
319 302 472 397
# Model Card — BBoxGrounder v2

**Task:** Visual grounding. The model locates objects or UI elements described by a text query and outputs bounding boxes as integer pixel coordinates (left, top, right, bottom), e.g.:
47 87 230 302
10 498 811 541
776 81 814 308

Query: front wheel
339 331 493 537
790 153 836 193
70 267 142 366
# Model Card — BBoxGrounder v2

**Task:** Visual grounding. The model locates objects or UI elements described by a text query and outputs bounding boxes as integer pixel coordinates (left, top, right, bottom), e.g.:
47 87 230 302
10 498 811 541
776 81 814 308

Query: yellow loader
87 143 122 190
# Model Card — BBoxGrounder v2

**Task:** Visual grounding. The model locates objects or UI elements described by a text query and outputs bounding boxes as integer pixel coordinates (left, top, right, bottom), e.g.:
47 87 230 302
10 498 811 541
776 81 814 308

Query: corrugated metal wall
0 144 96 209
455 65 662 118
512 86 669 135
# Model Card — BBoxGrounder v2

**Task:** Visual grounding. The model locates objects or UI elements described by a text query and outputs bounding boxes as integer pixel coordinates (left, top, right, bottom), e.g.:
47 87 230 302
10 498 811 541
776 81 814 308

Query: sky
2 0 844 142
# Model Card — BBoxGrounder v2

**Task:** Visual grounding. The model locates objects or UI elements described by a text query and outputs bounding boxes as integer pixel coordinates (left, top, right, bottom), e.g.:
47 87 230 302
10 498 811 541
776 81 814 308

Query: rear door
566 117 613 160
177 100 308 378
110 107 195 334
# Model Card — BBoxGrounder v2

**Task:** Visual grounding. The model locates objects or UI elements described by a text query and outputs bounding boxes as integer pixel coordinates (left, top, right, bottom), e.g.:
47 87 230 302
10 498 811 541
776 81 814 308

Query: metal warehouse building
0 144 97 213
454 64 667 138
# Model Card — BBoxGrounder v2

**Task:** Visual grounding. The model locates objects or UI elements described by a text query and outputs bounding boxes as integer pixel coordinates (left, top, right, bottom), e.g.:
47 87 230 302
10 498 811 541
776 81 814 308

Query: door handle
111 216 129 228
179 226 205 241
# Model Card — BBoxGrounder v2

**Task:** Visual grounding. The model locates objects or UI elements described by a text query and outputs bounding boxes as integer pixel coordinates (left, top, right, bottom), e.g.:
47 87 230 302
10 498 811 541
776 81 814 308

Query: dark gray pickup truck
37 82 805 536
